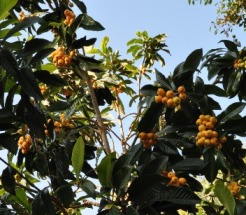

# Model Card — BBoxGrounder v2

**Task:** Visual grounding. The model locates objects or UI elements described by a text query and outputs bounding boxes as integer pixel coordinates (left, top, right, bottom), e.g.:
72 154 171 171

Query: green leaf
0 28 21 38
155 69 172 89
1 167 16 195
101 36 109 53
73 0 87 13
55 180 74 207
0 133 18 154
109 206 124 215
32 188 55 215
0 0 18 20
126 206 140 215
30 48 55 65
72 136 85 180
81 179 96 198
159 186 201 205
4 16 43 40
217 102 246 123
138 102 164 132
112 165 133 190
97 152 116 187
128 174 163 205
80 14 105 31
172 158 205 172
9 188 31 212
204 84 227 97
34 70 67 87
0 48 18 77
142 156 168 175
219 40 238 53
18 67 43 100
214 180 235 215
71 36 96 49
21 38 51 57
203 147 218 183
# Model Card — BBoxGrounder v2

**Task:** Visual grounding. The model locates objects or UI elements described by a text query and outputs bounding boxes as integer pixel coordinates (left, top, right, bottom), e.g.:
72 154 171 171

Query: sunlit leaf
0 0 18 20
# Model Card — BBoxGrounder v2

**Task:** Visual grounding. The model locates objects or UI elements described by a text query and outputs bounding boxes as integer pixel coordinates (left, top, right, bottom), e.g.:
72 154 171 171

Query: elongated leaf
1 167 16 195
128 174 163 205
159 186 201 205
21 38 51 57
97 152 116 187
204 84 227 97
126 206 140 215
30 48 55 65
219 40 238 53
81 179 96 198
203 147 218 182
0 133 18 154
155 69 172 89
142 156 168 175
138 102 164 132
9 188 31 212
112 165 133 190
73 0 87 13
55 180 74 207
172 158 205 172
109 206 124 215
72 36 96 49
18 67 43 100
214 180 235 215
4 16 43 40
217 102 246 123
0 48 18 77
72 136 85 180
79 14 105 31
0 0 18 20
34 70 67 87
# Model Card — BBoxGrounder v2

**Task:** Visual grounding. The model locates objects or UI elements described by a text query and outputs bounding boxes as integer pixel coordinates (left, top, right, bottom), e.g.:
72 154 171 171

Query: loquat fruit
177 86 186 94
166 90 174 99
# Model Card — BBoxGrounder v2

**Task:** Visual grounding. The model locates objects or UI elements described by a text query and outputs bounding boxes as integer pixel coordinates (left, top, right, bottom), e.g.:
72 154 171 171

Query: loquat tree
0 0 246 215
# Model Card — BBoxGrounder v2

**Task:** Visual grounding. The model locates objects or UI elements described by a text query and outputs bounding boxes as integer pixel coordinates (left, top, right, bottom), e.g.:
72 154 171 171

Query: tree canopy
0 0 246 214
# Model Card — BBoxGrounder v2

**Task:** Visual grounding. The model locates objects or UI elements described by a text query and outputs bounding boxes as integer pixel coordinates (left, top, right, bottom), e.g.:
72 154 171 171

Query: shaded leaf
214 180 235 215
81 179 96 198
72 136 85 180
0 133 18 154
97 152 116 187
1 167 16 195
79 14 105 31
4 16 43 40
172 158 205 172
30 48 55 65
219 40 238 53
73 0 87 13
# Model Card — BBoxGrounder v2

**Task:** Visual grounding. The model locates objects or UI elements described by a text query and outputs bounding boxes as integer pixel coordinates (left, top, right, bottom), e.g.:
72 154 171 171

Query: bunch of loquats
49 47 75 67
17 134 32 154
234 47 246 70
138 131 158 149
195 114 227 148
154 86 187 110
161 171 187 187
227 181 244 200
64 9 75 26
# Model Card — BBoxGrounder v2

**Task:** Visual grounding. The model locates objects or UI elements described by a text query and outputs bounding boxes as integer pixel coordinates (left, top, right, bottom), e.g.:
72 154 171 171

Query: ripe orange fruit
198 124 206 132
162 97 168 104
179 92 187 101
178 177 187 185
210 116 217 125
173 96 181 105
211 131 218 137
139 132 146 140
155 95 163 103
167 99 175 108
220 136 227 143
166 90 174 99
210 137 218 146
157 88 165 97
196 118 202 125
167 171 176 178
177 86 186 93
205 121 214 129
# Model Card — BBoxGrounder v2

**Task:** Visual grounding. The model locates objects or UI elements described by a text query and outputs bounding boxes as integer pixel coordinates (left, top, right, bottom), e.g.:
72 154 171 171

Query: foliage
0 0 246 215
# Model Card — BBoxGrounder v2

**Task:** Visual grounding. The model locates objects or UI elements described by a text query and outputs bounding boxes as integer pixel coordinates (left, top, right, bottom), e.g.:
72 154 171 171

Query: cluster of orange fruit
18 11 26 22
138 131 158 149
18 134 32 154
161 171 187 187
228 181 240 196
62 87 73 97
64 9 75 26
45 114 74 136
195 114 227 148
39 85 47 95
50 47 75 67
233 58 246 70
154 86 187 109
110 83 125 94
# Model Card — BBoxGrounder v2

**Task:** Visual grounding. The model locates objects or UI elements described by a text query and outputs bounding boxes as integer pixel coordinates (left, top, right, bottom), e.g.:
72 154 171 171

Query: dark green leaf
72 36 97 49
18 67 43 100
159 186 201 205
30 48 55 65
214 180 235 215
142 156 168 175
73 0 87 13
1 167 16 195
172 158 205 172
55 180 74 207
0 133 18 154
126 206 140 215
128 174 163 205
155 69 172 89
204 84 227 97
32 188 55 215
97 152 116 187
4 16 43 40
21 38 51 57
112 165 133 190
109 206 124 215
140 84 157 96
217 102 246 123
81 179 96 198
138 102 164 132
219 40 238 53
0 48 18 77
203 147 218 182
79 14 105 31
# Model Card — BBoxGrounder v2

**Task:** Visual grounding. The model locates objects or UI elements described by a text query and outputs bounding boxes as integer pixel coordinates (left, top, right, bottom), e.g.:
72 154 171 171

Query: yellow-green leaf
0 0 18 20
72 136 85 180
